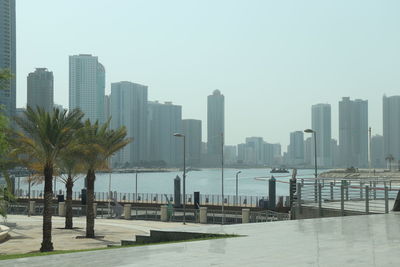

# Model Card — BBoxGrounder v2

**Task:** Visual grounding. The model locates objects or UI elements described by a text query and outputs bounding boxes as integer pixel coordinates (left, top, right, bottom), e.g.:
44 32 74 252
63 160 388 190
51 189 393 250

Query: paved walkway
0 215 198 254
3 213 400 266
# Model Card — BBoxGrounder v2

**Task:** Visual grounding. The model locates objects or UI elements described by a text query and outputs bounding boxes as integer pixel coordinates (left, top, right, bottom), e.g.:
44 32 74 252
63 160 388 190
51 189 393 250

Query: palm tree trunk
65 175 73 229
86 169 96 238
40 164 54 252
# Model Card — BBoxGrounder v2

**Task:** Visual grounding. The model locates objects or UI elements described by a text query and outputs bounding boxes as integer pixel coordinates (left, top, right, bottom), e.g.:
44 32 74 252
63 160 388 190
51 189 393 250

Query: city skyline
15 0 400 148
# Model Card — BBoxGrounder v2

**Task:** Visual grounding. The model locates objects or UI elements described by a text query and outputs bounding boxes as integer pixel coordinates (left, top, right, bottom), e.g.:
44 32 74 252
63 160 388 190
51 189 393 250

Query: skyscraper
0 0 16 117
27 68 54 112
182 119 202 166
338 97 368 168
289 131 304 165
148 101 182 166
383 95 400 162
207 90 224 164
111 82 148 166
371 135 384 168
69 54 105 123
311 103 332 167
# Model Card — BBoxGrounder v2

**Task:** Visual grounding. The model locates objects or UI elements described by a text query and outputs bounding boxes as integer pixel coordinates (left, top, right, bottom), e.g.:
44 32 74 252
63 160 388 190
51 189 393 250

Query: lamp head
304 129 315 134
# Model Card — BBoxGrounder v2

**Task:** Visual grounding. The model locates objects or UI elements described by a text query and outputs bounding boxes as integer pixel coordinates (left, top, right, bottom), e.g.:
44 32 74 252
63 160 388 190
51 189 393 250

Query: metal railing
294 177 400 216
15 189 291 208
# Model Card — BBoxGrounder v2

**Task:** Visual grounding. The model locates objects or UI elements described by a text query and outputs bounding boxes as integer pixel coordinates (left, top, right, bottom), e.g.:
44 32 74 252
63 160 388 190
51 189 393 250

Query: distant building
104 94 111 122
263 143 275 167
339 97 368 168
311 103 332 167
27 68 53 112
245 137 265 166
0 0 16 118
182 119 202 166
371 135 384 168
383 95 400 162
331 139 340 168
111 82 148 166
289 131 304 165
69 54 105 123
207 90 224 164
148 101 182 166
224 145 237 165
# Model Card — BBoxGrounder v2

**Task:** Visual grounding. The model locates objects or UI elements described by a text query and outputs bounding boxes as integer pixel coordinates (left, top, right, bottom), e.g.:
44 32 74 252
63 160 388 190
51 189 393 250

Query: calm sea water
18 168 318 197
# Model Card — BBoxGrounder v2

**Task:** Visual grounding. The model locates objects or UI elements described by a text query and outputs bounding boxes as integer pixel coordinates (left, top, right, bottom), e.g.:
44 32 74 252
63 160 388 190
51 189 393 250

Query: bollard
58 202 66 217
124 204 132 220
365 186 369 214
242 209 250 224
200 207 207 224
161 205 168 222
384 186 389 214
330 182 334 201
269 177 276 209
29 201 35 215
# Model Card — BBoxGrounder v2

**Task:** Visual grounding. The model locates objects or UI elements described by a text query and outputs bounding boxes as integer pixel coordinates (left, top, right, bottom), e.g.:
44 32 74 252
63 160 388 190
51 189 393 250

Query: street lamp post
221 132 225 225
174 133 186 224
235 171 242 206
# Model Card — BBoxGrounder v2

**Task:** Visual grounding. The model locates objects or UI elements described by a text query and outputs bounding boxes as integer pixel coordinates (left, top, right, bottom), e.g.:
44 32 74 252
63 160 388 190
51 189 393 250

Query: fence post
160 205 168 222
124 204 132 220
330 182 334 201
385 186 389 214
340 182 345 216
365 186 369 214
242 209 250 223
318 183 322 217
360 181 363 200
58 202 66 217
296 183 302 216
200 207 207 224
373 181 377 200
314 180 318 203
345 180 349 201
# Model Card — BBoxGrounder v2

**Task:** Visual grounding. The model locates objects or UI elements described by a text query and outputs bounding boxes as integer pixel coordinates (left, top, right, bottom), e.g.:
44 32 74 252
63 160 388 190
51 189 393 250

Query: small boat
270 168 289 173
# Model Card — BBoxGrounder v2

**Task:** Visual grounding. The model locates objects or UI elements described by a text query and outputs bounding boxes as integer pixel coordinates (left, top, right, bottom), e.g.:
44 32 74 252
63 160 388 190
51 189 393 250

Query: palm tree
58 144 85 229
14 107 83 252
78 119 129 238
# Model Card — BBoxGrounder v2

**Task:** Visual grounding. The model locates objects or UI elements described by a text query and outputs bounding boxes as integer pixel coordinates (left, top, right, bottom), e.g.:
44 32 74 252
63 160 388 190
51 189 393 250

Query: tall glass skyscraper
207 90 224 164
0 0 16 117
383 95 400 162
27 68 54 112
69 54 105 123
338 97 368 168
311 103 332 167
111 81 148 166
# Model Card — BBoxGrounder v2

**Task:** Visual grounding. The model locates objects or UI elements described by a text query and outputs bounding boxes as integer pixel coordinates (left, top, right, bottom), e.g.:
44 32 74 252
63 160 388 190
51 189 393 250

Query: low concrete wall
292 206 370 220
0 225 10 242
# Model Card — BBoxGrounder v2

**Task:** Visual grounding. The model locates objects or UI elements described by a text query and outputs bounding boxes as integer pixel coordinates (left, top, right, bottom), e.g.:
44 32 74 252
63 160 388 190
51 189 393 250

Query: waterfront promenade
0 215 197 254
3 213 400 266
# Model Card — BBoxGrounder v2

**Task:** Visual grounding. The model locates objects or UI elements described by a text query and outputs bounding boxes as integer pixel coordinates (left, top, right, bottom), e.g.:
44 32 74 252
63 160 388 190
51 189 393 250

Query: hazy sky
16 0 400 150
